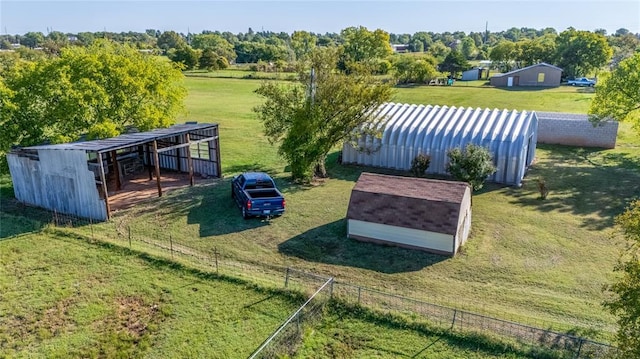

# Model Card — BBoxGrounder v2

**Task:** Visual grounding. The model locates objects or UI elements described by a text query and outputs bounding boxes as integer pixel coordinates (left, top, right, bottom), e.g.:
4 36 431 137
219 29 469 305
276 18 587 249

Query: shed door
507 77 513 87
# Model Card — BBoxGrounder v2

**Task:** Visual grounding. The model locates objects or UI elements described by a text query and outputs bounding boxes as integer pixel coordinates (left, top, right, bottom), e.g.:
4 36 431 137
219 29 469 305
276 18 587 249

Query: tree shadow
506 144 640 230
278 219 448 274
0 199 50 239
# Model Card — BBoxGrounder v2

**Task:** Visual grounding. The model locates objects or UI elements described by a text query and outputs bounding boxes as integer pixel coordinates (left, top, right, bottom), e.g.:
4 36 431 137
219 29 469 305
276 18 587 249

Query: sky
1 0 639 36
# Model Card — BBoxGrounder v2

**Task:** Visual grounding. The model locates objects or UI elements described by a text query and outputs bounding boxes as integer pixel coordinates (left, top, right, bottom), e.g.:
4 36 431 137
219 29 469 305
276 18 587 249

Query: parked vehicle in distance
231 172 285 219
567 77 596 86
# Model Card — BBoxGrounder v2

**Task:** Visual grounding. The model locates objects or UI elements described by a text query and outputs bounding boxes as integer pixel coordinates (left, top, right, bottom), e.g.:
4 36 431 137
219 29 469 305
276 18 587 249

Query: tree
460 37 477 59
253 47 392 182
199 48 218 70
438 50 469 78
446 144 496 191
157 31 186 52
290 31 316 61
427 41 450 60
339 26 393 70
489 41 518 72
589 53 640 134
604 200 640 358
21 32 45 48
191 33 236 62
168 45 199 70
393 55 439 84
0 40 186 153
555 29 612 78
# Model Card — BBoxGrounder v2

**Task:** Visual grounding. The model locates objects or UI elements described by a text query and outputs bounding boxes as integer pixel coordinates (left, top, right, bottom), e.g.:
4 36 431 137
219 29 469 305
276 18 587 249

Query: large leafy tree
438 50 469 78
393 55 439 84
254 47 392 182
489 41 519 72
290 30 317 62
589 53 640 134
339 26 393 70
0 39 186 152
555 29 612 78
191 33 236 63
605 200 640 358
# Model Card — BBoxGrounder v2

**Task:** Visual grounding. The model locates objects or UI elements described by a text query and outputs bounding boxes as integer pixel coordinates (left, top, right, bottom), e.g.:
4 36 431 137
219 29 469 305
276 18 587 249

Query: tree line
2 26 638 78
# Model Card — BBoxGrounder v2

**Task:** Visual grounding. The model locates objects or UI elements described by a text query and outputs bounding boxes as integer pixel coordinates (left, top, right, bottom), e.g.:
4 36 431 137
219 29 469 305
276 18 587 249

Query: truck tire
242 207 249 219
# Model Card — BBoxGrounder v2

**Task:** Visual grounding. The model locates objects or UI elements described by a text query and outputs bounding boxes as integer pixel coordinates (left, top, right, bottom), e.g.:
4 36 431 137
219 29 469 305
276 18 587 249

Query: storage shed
342 103 538 186
7 123 221 221
347 173 472 256
490 62 562 87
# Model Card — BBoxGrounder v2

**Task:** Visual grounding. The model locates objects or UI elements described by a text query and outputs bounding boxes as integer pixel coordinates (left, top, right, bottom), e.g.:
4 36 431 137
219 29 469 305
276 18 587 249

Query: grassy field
67 77 635 341
2 76 637 356
0 226 302 358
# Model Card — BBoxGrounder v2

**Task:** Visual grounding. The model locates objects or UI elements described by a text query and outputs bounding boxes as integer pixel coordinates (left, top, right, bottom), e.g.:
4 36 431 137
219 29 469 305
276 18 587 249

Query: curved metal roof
342 103 538 186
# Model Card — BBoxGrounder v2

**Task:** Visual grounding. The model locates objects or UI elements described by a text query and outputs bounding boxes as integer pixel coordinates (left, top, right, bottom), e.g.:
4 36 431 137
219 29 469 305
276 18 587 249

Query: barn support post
146 143 153 180
97 152 111 219
213 126 221 177
110 150 121 191
152 140 162 197
186 133 194 186
175 135 182 173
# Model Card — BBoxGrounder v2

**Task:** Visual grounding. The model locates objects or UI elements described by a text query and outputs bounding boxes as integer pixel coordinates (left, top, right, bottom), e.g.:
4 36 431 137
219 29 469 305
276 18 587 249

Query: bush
446 144 496 191
410 153 431 177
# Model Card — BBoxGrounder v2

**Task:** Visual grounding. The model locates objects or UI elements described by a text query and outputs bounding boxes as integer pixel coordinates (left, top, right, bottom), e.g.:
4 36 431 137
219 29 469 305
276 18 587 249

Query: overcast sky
1 1 639 35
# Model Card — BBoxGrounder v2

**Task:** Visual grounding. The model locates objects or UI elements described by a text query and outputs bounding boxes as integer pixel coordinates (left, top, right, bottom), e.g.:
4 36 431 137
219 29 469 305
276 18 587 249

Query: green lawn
68 77 635 342
2 76 636 356
0 230 300 358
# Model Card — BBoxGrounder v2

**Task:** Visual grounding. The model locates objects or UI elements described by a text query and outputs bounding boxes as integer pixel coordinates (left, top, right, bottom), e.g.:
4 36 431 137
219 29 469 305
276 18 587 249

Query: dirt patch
110 296 162 340
1 298 75 346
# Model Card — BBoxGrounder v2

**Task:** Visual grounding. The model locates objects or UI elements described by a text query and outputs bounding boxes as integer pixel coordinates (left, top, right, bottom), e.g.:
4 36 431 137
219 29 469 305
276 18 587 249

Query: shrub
446 144 496 191
410 153 431 177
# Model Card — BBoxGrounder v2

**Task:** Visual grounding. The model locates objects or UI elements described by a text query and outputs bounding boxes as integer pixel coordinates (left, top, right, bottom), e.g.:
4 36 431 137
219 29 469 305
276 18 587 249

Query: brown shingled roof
347 173 470 235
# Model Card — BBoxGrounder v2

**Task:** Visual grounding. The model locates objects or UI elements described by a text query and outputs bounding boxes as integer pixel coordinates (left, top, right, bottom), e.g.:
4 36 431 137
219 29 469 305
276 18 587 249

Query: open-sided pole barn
8 123 221 221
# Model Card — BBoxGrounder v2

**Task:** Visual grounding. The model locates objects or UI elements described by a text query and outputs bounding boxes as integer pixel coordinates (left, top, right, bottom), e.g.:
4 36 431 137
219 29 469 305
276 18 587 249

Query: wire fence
48 211 618 358
249 277 334 359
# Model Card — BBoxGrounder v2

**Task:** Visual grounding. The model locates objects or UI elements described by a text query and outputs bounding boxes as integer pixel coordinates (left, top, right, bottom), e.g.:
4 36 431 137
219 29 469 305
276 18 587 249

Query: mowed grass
2 76 637 356
0 227 301 358
68 76 636 342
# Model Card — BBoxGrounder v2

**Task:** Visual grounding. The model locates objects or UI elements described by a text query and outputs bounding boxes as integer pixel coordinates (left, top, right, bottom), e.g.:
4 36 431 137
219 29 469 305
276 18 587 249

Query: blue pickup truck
231 172 286 219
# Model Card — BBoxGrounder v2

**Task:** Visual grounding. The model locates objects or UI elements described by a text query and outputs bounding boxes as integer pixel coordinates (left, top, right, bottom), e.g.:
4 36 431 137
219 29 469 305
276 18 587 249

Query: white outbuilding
342 103 538 186
347 173 472 256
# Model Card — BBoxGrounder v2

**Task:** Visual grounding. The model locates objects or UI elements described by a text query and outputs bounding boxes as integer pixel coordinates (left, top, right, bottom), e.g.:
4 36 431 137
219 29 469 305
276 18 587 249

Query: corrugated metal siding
348 219 454 254
342 103 538 186
7 149 107 220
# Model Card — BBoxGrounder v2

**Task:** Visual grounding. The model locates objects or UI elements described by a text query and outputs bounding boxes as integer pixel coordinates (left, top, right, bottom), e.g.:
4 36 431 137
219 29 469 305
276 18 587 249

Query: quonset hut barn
342 103 538 186
7 123 221 221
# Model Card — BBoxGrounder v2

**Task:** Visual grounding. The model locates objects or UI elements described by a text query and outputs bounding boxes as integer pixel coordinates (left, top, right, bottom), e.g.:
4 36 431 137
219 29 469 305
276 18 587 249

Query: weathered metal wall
8 149 107 220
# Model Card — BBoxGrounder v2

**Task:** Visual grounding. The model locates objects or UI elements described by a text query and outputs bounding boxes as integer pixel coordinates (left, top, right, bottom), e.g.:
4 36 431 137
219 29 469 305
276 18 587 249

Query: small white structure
342 103 538 186
347 173 472 256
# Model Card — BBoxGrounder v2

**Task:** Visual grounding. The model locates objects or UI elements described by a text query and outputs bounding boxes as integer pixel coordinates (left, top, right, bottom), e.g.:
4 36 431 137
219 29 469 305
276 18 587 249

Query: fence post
284 267 290 288
170 235 173 259
451 309 458 330
128 226 132 249
357 286 361 304
90 217 94 240
214 247 219 274
329 279 334 298
574 338 584 359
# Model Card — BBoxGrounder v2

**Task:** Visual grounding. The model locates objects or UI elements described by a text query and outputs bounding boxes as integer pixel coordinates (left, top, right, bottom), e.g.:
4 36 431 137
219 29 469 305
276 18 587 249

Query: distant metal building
490 63 562 87
461 67 487 81
7 123 221 221
347 173 472 256
342 103 538 186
